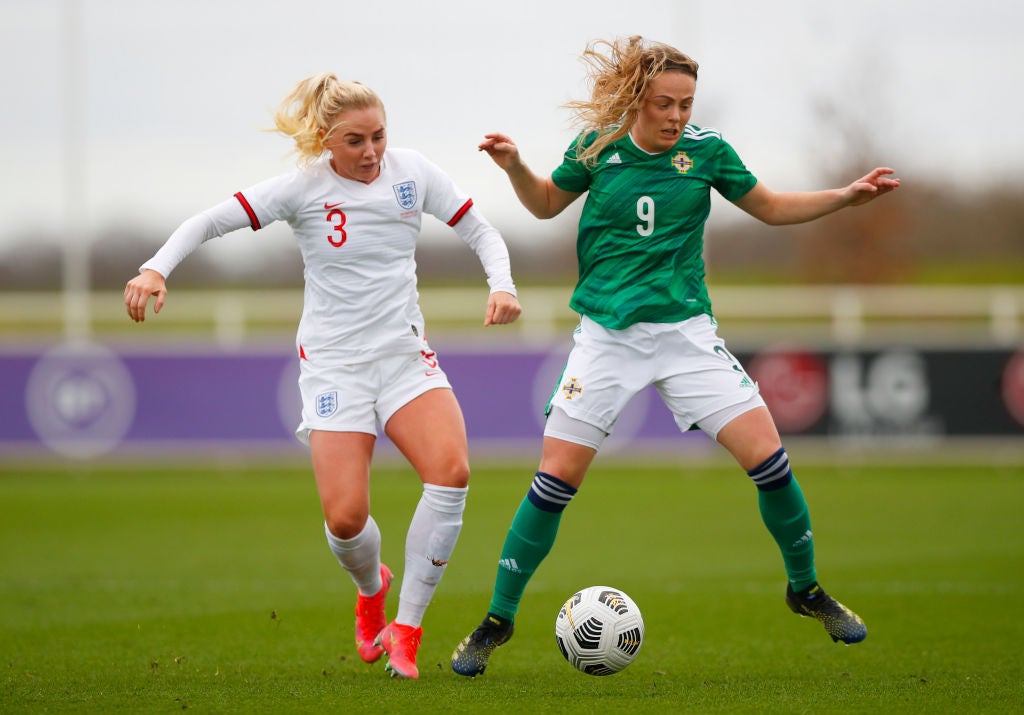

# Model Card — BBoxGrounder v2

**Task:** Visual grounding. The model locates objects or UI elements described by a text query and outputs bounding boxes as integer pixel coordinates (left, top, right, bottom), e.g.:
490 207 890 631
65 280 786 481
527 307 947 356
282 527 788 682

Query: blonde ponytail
272 73 385 165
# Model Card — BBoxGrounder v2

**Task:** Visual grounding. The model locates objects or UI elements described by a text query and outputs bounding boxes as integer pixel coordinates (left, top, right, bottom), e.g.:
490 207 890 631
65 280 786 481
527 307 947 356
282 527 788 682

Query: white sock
396 484 468 627
324 517 382 596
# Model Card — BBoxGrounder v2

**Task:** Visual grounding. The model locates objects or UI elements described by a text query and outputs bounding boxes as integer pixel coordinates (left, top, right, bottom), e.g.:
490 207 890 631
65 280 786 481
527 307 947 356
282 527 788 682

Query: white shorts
544 314 765 444
295 346 452 445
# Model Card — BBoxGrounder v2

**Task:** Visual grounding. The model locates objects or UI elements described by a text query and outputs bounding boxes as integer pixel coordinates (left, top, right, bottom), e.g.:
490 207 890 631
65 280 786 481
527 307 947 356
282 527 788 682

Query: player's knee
422 452 470 489
443 457 471 489
324 509 369 540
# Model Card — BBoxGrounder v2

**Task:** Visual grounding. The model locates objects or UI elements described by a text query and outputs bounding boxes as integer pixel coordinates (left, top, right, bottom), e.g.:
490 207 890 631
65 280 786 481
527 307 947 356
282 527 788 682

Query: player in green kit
557 124 753 328
451 36 900 677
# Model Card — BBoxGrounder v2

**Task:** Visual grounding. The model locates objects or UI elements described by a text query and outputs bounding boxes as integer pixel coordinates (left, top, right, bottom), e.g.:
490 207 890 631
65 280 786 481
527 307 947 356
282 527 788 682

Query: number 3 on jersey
636 196 654 236
326 206 347 247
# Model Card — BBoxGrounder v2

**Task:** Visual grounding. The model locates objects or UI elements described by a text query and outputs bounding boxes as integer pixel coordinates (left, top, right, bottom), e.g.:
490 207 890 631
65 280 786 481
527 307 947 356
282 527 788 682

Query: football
554 585 644 675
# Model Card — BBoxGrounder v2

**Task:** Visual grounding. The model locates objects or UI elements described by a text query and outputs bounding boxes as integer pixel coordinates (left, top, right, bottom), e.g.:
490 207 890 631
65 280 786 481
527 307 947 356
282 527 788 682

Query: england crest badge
393 181 417 210
316 390 339 418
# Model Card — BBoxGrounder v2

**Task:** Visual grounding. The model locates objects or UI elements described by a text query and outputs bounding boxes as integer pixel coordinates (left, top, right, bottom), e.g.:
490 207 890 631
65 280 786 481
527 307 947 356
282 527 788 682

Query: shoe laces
388 623 422 652
802 589 842 614
818 597 859 623
356 590 385 617
471 617 511 645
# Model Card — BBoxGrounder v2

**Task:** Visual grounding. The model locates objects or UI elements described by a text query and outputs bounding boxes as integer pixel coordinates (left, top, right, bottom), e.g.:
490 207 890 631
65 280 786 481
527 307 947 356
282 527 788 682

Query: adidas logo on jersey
683 125 722 141
606 152 622 164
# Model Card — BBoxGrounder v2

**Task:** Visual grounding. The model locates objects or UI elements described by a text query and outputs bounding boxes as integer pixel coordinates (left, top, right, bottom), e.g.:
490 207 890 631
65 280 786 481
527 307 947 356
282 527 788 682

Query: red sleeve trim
234 192 261 231
447 198 474 227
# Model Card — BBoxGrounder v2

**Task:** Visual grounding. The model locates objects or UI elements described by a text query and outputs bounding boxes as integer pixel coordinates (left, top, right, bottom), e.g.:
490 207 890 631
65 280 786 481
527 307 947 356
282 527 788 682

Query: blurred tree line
2 173 1020 291
705 180 1024 285
4 67 1021 292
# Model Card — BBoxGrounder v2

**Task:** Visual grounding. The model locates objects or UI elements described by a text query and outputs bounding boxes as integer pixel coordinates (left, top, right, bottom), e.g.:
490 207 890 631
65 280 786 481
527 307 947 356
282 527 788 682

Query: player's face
631 70 696 153
324 106 387 183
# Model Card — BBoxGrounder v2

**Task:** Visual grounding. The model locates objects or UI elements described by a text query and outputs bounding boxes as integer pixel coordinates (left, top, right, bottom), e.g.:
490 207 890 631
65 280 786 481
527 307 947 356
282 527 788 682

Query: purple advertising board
1 340 1021 461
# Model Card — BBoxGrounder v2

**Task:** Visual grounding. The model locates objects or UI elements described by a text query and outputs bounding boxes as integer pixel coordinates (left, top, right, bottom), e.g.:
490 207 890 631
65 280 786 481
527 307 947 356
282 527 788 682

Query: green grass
1 458 1022 713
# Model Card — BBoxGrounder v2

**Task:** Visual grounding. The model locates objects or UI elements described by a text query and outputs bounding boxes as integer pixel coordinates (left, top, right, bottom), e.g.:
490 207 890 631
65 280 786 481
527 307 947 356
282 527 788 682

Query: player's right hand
478 132 521 171
124 269 167 323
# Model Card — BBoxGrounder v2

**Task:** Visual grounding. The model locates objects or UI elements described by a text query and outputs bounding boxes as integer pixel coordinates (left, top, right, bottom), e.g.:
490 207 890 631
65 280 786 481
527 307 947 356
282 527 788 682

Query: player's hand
478 132 522 172
124 269 168 323
844 167 901 207
484 290 522 327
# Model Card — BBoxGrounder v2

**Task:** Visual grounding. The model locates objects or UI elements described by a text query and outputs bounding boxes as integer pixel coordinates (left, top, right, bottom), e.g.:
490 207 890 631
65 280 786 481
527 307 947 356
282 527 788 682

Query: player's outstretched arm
478 133 580 219
734 168 901 226
124 269 167 323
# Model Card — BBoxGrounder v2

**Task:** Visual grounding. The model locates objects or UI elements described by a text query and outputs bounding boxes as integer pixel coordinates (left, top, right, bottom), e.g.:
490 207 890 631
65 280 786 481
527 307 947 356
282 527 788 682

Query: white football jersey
237 149 475 362
141 148 513 362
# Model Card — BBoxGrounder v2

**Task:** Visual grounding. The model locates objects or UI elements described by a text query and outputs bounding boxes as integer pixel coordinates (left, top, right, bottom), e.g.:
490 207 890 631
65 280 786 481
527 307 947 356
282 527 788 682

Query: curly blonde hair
272 73 385 166
565 36 698 166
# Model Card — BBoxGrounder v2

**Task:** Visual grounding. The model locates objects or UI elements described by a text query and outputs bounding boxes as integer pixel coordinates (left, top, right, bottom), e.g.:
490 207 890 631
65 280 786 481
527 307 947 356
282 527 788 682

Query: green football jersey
551 125 757 329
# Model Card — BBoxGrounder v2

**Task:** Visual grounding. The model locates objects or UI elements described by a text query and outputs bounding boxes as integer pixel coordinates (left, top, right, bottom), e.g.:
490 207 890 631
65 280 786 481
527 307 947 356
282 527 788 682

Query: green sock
758 477 817 591
488 495 565 620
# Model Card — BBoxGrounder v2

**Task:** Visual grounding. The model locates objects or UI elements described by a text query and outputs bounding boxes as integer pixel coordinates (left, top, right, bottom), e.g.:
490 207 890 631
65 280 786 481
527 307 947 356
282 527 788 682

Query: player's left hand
484 291 522 326
124 269 168 323
845 167 901 207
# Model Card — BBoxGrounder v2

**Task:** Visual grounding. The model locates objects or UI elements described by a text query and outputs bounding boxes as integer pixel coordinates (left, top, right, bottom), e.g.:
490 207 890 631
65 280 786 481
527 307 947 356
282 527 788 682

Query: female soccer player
451 36 899 676
123 73 522 680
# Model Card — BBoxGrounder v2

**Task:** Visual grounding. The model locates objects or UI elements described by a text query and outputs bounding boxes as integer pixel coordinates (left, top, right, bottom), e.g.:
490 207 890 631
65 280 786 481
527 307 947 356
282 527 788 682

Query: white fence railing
0 285 1020 348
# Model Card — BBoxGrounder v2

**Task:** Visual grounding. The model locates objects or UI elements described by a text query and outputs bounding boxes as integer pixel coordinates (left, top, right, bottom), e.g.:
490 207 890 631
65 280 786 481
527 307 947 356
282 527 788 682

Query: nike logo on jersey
323 201 345 210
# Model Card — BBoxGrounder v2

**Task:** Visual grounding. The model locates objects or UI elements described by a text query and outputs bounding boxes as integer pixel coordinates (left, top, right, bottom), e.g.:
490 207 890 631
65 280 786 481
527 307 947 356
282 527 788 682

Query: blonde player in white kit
124 73 522 680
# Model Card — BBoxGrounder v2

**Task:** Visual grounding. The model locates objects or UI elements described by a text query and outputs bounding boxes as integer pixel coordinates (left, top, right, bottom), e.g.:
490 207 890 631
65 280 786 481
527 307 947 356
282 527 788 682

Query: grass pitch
1 456 1022 713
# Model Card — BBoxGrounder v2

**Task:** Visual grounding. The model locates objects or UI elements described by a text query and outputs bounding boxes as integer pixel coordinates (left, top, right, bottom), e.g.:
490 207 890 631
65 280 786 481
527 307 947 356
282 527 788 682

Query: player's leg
491 430 597 616
376 385 470 678
385 385 470 627
656 316 817 592
713 405 816 587
713 407 866 644
656 315 865 644
451 431 596 676
310 429 394 662
452 317 645 676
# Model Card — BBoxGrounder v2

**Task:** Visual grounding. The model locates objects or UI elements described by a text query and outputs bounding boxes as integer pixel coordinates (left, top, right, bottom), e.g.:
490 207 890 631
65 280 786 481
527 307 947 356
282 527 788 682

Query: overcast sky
2 0 1021 262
